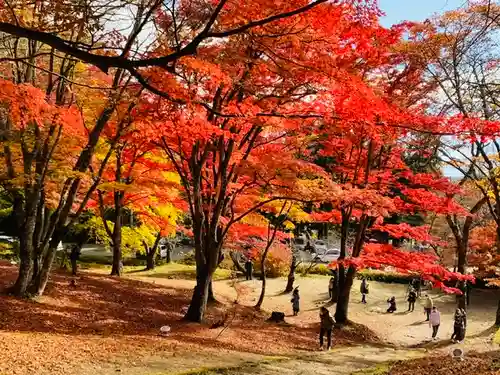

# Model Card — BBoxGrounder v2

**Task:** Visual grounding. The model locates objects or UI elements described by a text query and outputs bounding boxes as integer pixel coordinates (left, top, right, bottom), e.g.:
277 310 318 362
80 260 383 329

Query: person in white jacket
429 306 441 340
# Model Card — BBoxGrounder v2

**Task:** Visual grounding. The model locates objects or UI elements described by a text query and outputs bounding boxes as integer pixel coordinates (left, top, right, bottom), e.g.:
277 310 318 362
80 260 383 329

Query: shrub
297 263 333 276
357 269 414 284
178 251 196 266
255 243 291 278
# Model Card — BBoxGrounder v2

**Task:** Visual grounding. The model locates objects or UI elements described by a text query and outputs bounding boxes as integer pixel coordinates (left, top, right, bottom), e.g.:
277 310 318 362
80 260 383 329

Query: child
387 296 397 313
429 306 441 340
319 307 335 350
291 287 300 316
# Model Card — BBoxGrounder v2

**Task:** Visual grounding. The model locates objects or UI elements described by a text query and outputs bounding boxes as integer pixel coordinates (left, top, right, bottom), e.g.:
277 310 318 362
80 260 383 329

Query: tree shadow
468 325 497 338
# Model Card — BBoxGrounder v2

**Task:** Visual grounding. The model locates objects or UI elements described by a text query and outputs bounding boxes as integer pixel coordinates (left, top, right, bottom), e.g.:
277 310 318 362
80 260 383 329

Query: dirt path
75 345 425 375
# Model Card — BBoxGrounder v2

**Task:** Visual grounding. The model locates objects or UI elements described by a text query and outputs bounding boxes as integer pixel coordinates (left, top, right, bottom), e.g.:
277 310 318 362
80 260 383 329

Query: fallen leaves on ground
389 351 500 375
0 262 379 374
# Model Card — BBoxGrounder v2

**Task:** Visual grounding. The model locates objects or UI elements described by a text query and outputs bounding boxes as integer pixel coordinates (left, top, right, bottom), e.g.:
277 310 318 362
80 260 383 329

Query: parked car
314 248 341 263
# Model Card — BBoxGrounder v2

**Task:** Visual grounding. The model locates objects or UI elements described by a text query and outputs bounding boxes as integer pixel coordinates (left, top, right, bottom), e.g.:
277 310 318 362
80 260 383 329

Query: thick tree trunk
12 242 34 296
335 265 356 324
12 218 37 296
146 251 155 270
255 258 267 309
496 298 500 326
285 255 297 293
185 266 212 322
111 240 122 276
32 245 57 296
166 245 172 264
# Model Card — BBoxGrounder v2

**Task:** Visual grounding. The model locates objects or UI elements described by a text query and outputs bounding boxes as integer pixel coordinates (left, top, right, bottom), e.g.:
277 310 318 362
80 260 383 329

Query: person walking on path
429 306 441 340
69 242 82 276
245 258 253 280
291 287 300 316
424 294 433 321
360 278 369 304
451 307 467 342
407 287 417 312
328 277 335 299
319 306 335 350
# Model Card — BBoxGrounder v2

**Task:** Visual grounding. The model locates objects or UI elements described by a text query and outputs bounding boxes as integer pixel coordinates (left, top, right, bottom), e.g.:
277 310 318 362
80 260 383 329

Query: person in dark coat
69 242 82 276
319 306 335 350
329 277 335 299
245 258 253 280
407 287 417 312
291 287 300 316
360 278 369 304
451 307 467 342
387 296 397 313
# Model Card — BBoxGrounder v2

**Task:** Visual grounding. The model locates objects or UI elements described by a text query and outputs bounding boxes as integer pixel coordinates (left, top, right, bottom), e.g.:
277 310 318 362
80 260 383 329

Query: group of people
289 275 469 349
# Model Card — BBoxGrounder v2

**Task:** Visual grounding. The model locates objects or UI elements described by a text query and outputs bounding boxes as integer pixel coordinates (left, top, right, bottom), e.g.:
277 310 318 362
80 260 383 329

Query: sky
378 0 466 27
379 0 467 178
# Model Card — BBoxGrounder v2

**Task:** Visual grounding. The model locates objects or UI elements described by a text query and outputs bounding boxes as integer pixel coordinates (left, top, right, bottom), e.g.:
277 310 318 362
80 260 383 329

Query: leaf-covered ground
0 262 379 374
388 351 500 375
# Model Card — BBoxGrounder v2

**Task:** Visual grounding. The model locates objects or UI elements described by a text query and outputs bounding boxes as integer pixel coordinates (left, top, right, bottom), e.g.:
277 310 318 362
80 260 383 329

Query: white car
315 248 341 263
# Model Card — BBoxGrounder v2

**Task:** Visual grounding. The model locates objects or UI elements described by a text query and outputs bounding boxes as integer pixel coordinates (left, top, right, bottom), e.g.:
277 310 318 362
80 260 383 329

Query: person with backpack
291 287 300 316
407 287 417 312
319 306 335 350
360 278 369 304
451 307 467 343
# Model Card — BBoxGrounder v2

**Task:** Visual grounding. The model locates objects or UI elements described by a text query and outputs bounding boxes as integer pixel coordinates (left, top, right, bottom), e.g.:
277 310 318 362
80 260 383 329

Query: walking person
387 296 397 313
407 287 417 312
451 307 467 343
245 258 253 280
360 278 369 304
291 287 300 316
319 306 335 351
328 277 335 299
429 306 441 340
69 243 81 276
424 294 433 321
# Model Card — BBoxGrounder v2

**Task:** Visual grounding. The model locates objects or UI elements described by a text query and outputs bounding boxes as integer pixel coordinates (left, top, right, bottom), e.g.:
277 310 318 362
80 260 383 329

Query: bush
178 251 196 266
357 269 414 284
250 244 291 278
0 241 17 261
297 263 333 276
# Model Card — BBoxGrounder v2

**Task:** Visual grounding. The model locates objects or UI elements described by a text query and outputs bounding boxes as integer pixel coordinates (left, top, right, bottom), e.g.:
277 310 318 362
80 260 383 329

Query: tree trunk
166 246 171 264
285 255 297 293
110 193 123 276
230 251 246 274
12 241 34 296
111 240 122 276
31 245 57 296
146 251 155 270
496 298 500 326
184 266 212 322
256 258 267 309
335 265 356 324
12 219 37 296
